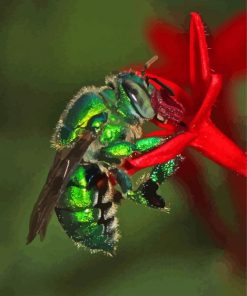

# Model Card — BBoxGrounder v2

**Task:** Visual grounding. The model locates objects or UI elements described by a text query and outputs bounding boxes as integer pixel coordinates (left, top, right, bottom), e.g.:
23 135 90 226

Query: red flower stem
176 154 246 271
191 120 247 176
176 154 231 245
227 173 246 239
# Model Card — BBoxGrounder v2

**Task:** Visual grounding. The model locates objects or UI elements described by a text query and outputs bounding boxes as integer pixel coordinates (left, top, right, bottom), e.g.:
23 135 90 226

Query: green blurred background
0 1 245 295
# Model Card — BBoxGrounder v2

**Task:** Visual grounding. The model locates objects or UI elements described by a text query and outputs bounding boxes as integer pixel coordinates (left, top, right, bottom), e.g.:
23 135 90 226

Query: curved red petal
125 132 195 171
122 160 140 176
190 74 222 129
190 12 211 103
190 120 247 176
213 12 247 78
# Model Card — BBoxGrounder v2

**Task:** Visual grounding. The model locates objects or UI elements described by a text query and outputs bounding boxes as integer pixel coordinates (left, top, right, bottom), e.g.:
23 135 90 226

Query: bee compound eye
122 79 155 119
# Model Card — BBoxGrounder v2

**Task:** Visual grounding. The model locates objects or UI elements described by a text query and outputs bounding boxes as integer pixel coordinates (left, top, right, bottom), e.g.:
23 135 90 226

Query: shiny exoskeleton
27 70 183 255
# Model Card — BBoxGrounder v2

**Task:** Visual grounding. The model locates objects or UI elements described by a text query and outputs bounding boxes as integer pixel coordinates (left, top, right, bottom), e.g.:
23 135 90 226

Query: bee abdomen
55 164 119 254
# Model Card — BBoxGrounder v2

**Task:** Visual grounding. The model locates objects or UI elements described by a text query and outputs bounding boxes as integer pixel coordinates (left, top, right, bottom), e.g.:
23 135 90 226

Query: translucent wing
27 131 95 244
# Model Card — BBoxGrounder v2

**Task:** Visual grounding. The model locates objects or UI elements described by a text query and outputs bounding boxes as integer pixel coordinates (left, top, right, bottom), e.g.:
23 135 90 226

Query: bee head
116 72 155 119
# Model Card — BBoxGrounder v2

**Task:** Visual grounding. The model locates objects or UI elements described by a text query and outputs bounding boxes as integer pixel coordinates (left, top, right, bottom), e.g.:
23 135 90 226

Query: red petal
213 12 247 78
189 13 211 104
190 120 247 176
212 85 245 148
143 129 176 138
190 74 222 129
212 87 246 231
147 20 189 85
125 132 195 171
122 160 139 176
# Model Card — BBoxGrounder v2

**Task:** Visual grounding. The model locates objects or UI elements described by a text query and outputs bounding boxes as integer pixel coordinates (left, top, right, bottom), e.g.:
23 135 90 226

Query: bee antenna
141 55 158 77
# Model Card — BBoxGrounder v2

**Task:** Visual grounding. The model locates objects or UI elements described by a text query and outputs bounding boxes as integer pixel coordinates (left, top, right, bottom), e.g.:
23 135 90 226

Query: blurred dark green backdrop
0 1 245 295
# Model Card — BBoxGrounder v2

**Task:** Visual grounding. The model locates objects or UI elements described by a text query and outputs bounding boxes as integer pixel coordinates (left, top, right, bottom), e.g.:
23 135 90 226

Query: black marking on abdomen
93 173 117 233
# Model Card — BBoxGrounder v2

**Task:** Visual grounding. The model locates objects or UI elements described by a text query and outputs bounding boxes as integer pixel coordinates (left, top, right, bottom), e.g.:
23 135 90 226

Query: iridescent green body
55 164 117 253
51 71 183 254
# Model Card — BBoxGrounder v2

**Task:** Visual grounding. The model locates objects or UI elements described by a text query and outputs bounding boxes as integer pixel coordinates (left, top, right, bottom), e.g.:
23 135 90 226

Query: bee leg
110 168 133 194
99 136 167 161
126 155 184 210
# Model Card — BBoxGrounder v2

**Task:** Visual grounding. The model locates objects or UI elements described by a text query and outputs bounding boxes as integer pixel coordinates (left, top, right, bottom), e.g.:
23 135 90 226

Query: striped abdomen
55 163 119 254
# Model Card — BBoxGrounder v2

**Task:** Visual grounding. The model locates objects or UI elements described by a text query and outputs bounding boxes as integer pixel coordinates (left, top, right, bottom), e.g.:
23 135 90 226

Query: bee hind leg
126 155 184 210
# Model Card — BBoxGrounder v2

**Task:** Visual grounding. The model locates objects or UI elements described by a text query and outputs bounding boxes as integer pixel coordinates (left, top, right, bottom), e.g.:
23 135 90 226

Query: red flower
124 13 247 177
123 12 247 272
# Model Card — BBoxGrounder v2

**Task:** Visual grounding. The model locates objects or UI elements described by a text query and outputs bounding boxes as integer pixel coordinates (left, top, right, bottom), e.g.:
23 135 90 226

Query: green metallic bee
27 57 184 255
